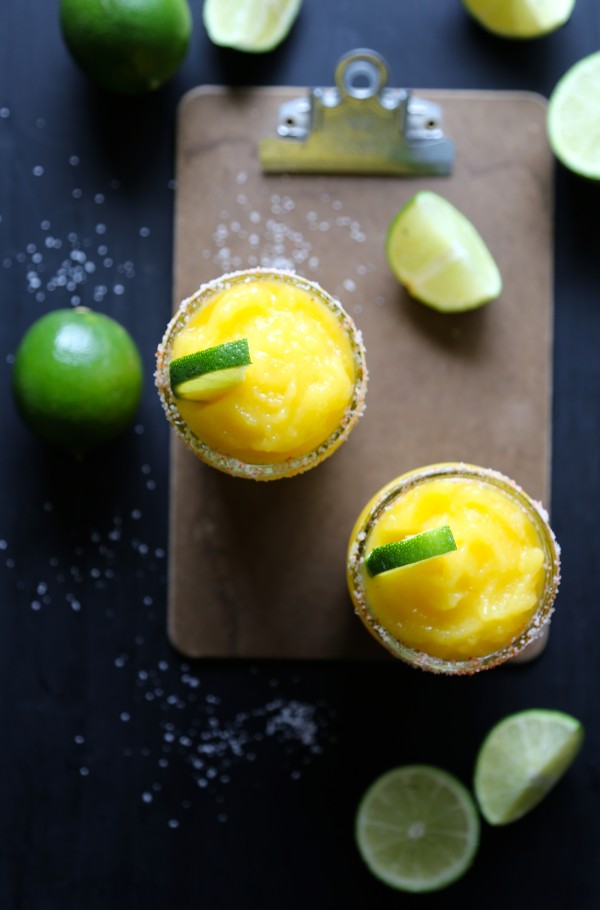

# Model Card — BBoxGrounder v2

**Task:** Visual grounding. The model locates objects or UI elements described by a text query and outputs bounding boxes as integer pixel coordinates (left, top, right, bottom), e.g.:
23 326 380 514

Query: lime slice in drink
474 709 584 825
203 0 302 52
386 192 502 312
462 0 575 38
548 51 600 180
356 765 480 893
169 338 251 401
365 526 457 577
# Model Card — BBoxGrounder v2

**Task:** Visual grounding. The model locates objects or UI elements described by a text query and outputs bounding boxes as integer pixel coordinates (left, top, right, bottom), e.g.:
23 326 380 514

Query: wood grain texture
168 87 554 658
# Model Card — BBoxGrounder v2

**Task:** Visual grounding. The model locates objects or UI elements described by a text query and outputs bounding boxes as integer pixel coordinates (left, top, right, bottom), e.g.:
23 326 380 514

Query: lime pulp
462 0 575 38
203 0 302 52
169 339 251 400
356 765 480 893
385 191 502 312
548 51 600 180
473 709 584 825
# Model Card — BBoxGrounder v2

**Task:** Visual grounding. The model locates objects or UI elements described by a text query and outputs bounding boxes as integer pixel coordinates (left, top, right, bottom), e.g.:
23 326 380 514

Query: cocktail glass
156 268 368 481
346 462 560 674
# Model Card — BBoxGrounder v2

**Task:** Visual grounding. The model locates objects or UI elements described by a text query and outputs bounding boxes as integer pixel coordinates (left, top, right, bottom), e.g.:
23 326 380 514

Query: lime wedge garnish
548 51 600 180
474 709 584 825
169 338 251 401
203 0 302 52
356 765 480 893
366 526 457 577
462 0 575 38
386 191 502 312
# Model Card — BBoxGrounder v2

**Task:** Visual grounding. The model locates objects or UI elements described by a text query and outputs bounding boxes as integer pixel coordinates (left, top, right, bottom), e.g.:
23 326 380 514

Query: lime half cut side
548 51 600 180
203 0 302 52
462 0 575 38
355 765 480 893
169 338 251 401
386 191 502 312
474 709 584 825
365 526 457 577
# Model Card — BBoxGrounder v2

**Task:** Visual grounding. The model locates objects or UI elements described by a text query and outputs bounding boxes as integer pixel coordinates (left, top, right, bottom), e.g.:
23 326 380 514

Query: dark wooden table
1 1 598 906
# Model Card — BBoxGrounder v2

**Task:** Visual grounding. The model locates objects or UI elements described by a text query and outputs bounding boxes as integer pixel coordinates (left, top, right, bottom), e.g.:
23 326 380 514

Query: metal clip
259 49 454 176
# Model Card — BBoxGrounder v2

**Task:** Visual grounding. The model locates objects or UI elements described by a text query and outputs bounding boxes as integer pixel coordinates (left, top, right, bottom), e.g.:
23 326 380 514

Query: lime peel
366 526 457 577
60 0 192 95
355 765 480 893
474 709 584 825
169 339 251 400
12 308 143 455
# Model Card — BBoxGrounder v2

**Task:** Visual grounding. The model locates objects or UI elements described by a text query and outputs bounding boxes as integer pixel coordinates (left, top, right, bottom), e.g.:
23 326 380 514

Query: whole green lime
59 0 192 95
12 308 143 456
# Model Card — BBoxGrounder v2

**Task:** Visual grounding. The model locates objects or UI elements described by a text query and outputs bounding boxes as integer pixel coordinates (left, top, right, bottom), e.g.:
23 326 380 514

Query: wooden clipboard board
167 86 554 660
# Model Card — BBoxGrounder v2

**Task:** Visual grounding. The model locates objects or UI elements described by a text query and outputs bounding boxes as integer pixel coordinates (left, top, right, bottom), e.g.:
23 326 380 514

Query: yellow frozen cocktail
155 268 367 480
347 463 560 674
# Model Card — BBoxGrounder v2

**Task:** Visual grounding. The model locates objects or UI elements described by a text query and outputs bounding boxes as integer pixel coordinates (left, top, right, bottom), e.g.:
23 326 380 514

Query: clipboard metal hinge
259 48 454 177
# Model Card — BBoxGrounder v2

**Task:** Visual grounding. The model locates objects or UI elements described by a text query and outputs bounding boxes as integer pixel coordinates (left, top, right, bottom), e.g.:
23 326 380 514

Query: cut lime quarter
169 338 251 401
355 765 480 893
474 709 584 826
386 191 502 312
548 51 600 180
462 0 575 38
365 526 457 577
203 0 302 52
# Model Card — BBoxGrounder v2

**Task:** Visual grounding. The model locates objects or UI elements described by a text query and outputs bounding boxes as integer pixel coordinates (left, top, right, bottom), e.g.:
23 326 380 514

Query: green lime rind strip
169 338 251 389
365 525 457 577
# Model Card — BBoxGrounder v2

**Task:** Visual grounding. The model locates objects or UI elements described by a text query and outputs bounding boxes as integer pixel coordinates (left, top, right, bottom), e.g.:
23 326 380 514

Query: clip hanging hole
344 60 380 98
335 50 389 100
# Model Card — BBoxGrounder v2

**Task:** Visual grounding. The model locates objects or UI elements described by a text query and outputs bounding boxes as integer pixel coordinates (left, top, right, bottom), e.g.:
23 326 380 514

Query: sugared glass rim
155 268 368 481
346 462 561 675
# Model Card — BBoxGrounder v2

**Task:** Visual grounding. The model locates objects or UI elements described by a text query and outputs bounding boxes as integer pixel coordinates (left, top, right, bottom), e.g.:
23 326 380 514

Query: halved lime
203 0 302 52
356 765 480 893
169 338 251 401
548 51 600 180
386 192 502 312
462 0 575 38
474 709 584 825
365 526 457 577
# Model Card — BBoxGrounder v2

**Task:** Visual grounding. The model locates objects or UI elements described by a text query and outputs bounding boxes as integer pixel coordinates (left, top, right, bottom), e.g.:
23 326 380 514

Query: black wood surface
1 1 599 907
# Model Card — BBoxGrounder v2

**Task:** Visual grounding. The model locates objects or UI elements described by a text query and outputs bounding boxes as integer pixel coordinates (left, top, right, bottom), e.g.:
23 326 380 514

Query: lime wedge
356 765 480 893
474 709 584 825
548 51 600 180
203 0 302 52
386 192 502 312
169 338 251 401
462 0 575 38
366 526 457 577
